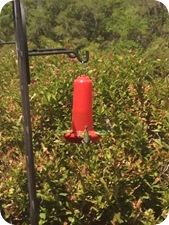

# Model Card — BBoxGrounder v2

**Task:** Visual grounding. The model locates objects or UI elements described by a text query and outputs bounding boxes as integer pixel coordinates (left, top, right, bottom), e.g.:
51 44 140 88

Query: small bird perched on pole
82 125 91 144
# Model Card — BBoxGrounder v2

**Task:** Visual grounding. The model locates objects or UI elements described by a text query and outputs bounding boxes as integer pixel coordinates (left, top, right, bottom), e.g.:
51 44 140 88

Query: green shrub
0 46 168 224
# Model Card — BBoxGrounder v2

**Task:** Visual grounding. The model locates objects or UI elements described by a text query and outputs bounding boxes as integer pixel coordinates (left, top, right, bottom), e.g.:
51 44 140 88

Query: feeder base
64 130 100 144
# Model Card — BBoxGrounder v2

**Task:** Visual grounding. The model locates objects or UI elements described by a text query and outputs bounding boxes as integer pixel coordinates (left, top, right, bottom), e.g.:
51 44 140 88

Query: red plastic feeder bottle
64 75 100 143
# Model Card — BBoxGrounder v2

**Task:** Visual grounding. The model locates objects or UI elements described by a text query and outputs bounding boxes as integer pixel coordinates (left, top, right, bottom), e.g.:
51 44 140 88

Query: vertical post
13 0 38 224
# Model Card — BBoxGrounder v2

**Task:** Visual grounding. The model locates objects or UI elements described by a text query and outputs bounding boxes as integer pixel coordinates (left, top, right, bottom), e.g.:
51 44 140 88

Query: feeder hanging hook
74 48 89 63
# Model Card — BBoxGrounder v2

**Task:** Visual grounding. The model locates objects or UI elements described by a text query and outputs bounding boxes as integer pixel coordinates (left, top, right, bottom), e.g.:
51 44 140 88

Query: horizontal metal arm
0 41 15 45
28 48 89 63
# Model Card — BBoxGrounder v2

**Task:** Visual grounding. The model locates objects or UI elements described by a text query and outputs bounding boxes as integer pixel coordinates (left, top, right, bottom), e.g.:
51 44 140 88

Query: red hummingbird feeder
64 75 100 143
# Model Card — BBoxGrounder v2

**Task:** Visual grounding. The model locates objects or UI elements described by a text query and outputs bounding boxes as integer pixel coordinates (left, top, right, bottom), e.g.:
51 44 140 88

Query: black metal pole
13 1 38 224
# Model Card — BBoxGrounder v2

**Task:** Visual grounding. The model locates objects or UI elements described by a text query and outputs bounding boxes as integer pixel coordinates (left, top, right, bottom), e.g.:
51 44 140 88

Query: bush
0 46 168 224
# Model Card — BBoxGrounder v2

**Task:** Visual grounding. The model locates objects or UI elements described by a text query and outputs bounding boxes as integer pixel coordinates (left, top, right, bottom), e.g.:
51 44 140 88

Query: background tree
0 0 169 56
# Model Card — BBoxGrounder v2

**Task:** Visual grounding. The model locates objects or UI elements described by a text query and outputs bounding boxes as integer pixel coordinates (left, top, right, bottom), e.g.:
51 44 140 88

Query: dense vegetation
0 0 169 225
0 0 169 53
